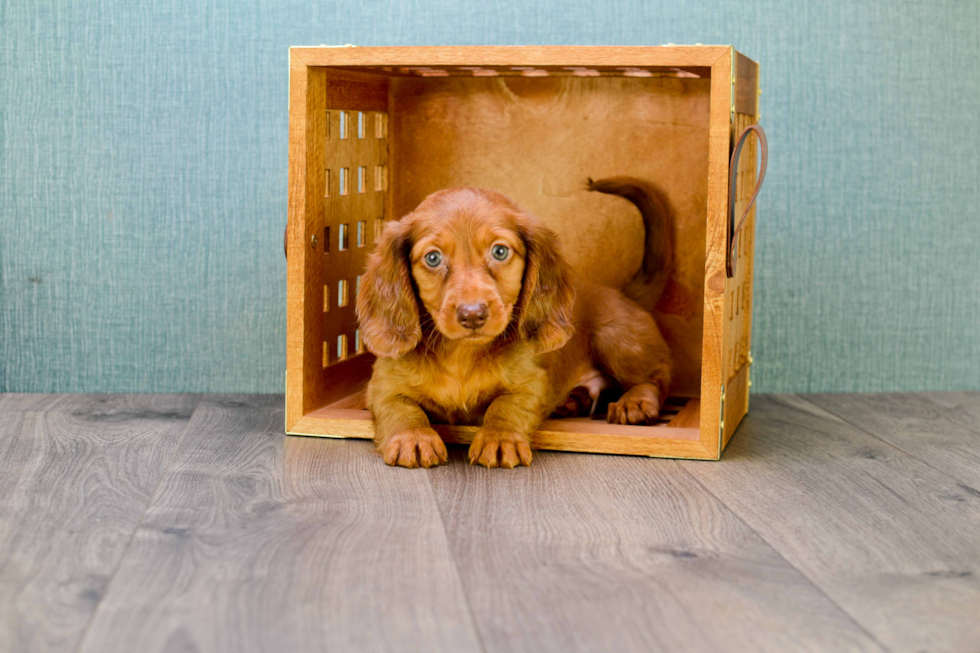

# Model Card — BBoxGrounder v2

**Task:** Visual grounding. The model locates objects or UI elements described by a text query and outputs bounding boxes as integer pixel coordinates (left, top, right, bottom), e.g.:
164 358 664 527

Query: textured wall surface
1 0 978 393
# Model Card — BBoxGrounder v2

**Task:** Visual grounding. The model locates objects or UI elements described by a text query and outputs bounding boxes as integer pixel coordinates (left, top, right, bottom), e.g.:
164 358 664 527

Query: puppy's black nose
456 303 489 330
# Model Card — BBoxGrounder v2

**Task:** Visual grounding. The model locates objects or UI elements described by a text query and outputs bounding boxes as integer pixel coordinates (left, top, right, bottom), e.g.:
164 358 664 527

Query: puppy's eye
491 245 509 261
424 251 442 267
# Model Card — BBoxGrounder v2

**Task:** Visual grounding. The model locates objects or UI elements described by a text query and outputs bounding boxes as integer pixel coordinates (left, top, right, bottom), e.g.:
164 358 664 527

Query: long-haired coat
356 178 673 468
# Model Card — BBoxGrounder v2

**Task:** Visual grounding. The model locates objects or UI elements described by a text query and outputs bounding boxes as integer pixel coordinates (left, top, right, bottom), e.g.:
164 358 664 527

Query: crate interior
294 63 716 447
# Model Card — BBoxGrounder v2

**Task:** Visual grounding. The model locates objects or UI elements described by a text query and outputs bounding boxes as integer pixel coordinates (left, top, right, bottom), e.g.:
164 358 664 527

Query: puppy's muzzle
456 303 489 330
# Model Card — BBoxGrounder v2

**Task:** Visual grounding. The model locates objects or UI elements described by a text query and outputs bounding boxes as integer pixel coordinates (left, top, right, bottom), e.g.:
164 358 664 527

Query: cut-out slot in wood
337 334 348 361
374 218 383 242
339 111 348 139
338 223 349 251
355 275 361 298
355 329 364 353
324 111 331 139
324 169 330 197
323 284 330 312
322 226 330 255
339 167 349 195
357 166 366 193
374 112 386 138
357 111 365 138
337 279 349 307
374 165 385 191
356 221 366 247
322 341 328 368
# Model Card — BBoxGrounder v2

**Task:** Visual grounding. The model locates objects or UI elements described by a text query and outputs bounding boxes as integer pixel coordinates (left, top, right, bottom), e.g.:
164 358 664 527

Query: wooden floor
2 393 979 653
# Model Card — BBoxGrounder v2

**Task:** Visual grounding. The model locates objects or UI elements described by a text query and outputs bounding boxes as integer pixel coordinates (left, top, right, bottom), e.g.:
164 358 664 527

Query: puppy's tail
586 176 674 313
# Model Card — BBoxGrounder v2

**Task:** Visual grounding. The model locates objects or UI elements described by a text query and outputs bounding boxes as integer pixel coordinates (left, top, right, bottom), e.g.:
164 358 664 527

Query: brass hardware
311 233 317 250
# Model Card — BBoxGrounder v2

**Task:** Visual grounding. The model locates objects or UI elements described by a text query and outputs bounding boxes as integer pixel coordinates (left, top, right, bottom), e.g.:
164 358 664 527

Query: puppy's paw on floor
607 383 662 425
380 428 448 468
468 429 533 469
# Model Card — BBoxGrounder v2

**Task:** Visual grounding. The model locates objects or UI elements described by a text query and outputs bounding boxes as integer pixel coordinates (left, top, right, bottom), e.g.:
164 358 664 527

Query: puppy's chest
413 357 504 424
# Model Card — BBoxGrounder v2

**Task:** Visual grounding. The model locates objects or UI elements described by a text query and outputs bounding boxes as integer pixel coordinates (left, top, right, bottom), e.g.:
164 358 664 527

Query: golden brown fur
356 181 672 468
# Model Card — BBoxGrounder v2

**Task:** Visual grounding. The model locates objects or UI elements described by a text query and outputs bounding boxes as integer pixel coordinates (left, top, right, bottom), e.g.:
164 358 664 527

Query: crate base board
287 396 722 460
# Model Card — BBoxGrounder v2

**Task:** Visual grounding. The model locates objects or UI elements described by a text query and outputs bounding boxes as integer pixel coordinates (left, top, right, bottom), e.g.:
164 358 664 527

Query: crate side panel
298 70 388 415
725 111 759 386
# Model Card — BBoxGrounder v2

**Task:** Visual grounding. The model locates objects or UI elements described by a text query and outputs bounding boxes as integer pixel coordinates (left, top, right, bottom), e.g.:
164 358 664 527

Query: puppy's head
356 187 576 357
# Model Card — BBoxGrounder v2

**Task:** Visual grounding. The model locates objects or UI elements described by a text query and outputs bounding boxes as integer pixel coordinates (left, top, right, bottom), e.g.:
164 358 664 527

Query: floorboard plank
680 394 980 653
806 392 980 489
427 447 885 653
0 394 199 653
925 392 980 431
79 395 482 653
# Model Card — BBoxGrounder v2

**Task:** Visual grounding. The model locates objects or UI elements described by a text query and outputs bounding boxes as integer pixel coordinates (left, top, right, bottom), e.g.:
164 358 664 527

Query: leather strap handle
727 124 768 278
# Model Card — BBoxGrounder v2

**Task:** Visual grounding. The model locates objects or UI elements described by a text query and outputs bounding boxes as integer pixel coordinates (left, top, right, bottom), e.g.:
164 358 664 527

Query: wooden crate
285 46 761 460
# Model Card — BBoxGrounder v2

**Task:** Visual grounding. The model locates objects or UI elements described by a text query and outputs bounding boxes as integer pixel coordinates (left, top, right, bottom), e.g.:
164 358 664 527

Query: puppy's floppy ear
515 214 577 353
356 218 421 357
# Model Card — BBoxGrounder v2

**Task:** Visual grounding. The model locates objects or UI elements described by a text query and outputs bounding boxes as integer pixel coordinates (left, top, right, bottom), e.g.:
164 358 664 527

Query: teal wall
1 0 978 394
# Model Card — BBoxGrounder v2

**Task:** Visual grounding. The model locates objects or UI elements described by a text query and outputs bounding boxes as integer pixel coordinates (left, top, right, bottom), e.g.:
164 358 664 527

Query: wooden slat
722 361 750 449
79 395 482 653
680 394 980 653
734 51 759 116
290 410 710 459
428 447 885 653
286 51 311 429
293 45 731 69
696 49 734 459
806 392 980 489
0 394 198 653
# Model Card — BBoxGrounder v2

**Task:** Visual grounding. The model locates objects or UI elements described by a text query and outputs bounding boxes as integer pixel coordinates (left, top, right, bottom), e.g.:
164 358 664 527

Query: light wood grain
0 394 198 653
428 447 885 653
807 392 980 489
285 50 311 429
679 394 980 653
292 45 732 69
695 49 735 459
79 395 482 653
290 403 710 458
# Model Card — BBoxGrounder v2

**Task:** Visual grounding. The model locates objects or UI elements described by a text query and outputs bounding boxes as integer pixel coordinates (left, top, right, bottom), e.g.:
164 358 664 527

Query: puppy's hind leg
589 294 672 425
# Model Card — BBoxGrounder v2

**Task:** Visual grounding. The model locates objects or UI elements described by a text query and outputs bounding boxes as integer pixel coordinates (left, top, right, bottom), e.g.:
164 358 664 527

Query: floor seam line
424 468 490 653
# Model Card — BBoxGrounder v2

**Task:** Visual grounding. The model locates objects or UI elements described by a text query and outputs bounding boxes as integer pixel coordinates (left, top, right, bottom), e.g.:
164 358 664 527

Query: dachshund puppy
356 178 673 468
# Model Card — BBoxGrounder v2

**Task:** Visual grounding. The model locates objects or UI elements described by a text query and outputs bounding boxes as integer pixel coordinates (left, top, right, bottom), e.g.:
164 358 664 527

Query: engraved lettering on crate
321 109 388 367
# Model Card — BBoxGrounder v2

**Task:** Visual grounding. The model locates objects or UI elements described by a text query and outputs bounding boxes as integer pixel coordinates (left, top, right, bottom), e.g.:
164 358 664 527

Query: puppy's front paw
380 428 448 468
607 383 662 425
468 429 533 469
